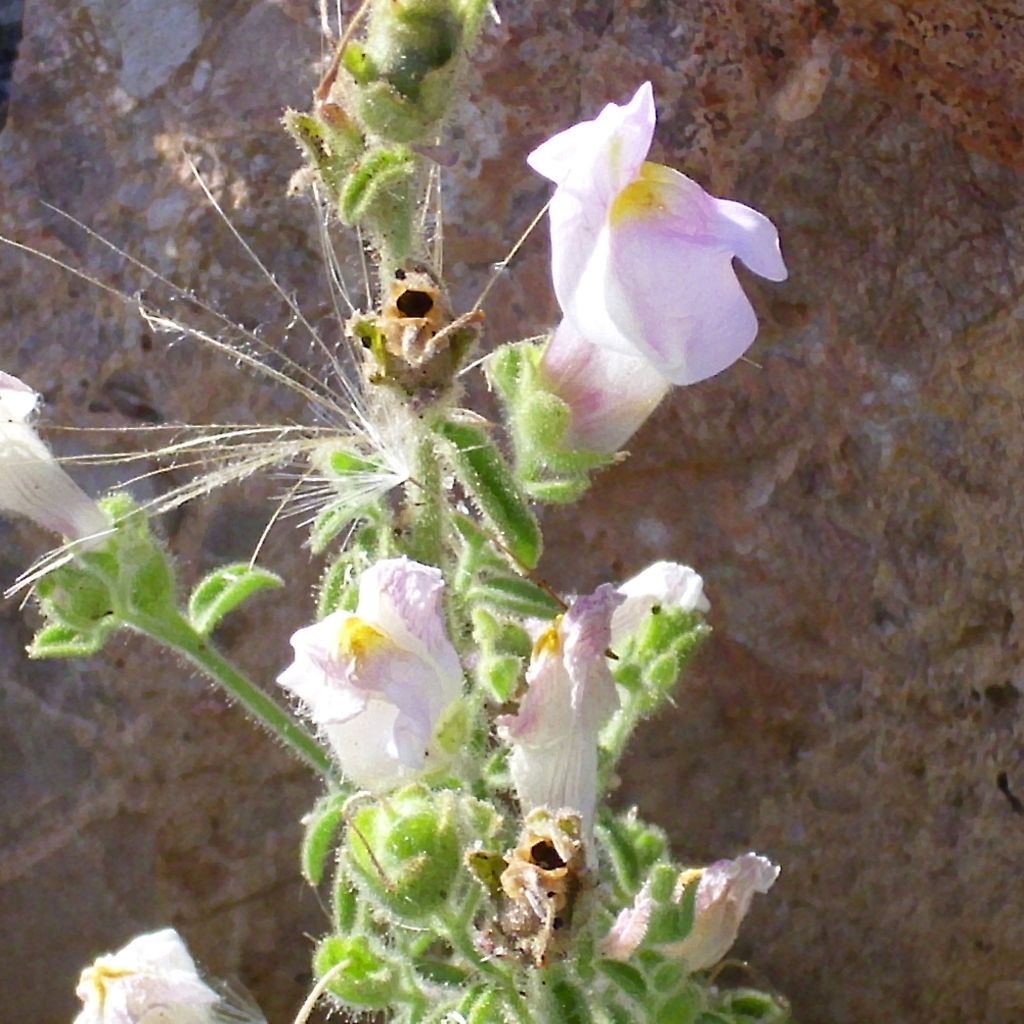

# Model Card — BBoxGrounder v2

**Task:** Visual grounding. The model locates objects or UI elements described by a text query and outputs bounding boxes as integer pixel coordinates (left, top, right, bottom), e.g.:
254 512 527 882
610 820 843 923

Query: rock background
1 1 1022 1022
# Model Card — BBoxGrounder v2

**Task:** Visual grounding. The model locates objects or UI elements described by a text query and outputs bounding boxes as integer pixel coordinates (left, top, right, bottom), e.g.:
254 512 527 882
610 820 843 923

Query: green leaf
468 573 563 619
606 1001 634 1024
187 563 284 637
597 960 648 1002
339 145 416 257
487 341 614 504
309 499 366 555
717 989 789 1021
342 41 378 84
651 961 685 994
345 787 461 920
302 792 348 886
333 875 358 933
27 622 107 659
596 812 643 896
550 977 592 1024
477 653 522 703
596 811 668 900
339 147 415 222
413 959 469 987
435 419 542 569
646 872 698 947
655 991 701 1024
466 989 509 1024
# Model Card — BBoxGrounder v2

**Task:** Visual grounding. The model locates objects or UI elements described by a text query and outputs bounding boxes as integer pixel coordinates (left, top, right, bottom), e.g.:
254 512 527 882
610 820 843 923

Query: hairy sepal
487 341 613 503
435 418 542 570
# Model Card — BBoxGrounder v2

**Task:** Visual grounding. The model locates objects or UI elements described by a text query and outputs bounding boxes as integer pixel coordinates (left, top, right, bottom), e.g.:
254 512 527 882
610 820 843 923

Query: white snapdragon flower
73 929 224 1024
611 560 710 647
277 556 464 790
0 370 108 541
498 585 623 848
601 853 779 970
528 82 788 450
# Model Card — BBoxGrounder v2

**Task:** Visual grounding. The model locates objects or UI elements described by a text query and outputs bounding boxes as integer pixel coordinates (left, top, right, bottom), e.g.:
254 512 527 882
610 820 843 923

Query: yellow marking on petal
532 616 563 658
80 963 136 1010
675 867 706 899
609 161 675 225
337 616 387 658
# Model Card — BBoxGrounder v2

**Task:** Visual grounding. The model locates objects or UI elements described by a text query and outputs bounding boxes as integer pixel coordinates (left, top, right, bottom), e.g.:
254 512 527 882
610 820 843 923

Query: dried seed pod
471 809 590 968
349 266 481 393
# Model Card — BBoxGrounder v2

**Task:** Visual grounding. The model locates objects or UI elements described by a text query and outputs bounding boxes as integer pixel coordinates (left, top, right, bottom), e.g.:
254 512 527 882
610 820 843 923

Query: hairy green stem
435 907 531 1024
403 432 446 567
127 610 336 780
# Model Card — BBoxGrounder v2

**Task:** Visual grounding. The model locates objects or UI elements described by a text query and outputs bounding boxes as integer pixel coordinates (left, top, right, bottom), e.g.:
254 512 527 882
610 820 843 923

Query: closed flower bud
277 556 463 790
0 371 108 543
611 560 710 647
344 784 464 919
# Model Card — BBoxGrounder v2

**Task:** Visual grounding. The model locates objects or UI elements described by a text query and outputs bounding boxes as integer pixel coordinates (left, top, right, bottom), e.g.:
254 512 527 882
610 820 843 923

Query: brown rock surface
1 2 1022 1022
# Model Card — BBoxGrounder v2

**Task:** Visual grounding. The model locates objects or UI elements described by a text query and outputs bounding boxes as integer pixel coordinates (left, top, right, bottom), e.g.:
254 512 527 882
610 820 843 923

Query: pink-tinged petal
526 118 603 185
356 557 463 704
528 82 656 203
500 586 623 851
600 216 761 384
276 616 370 725
601 881 653 960
541 320 670 452
547 186 606 332
0 371 109 542
664 853 779 971
710 197 788 282
540 85 657 323
611 561 709 646
561 585 623 729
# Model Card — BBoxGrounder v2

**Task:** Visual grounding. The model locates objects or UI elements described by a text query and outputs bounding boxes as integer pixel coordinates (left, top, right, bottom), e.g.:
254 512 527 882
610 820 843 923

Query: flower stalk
128 607 337 781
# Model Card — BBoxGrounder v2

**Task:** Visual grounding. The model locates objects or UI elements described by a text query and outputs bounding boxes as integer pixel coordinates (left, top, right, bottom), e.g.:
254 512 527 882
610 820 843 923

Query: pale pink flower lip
529 81 788 399
499 584 624 850
0 370 109 542
667 853 779 971
277 557 463 790
527 81 655 205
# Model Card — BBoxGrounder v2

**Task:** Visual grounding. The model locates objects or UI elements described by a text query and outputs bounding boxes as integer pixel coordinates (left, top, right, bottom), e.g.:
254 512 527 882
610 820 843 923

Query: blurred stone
0 2 1021 1023
83 0 203 100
